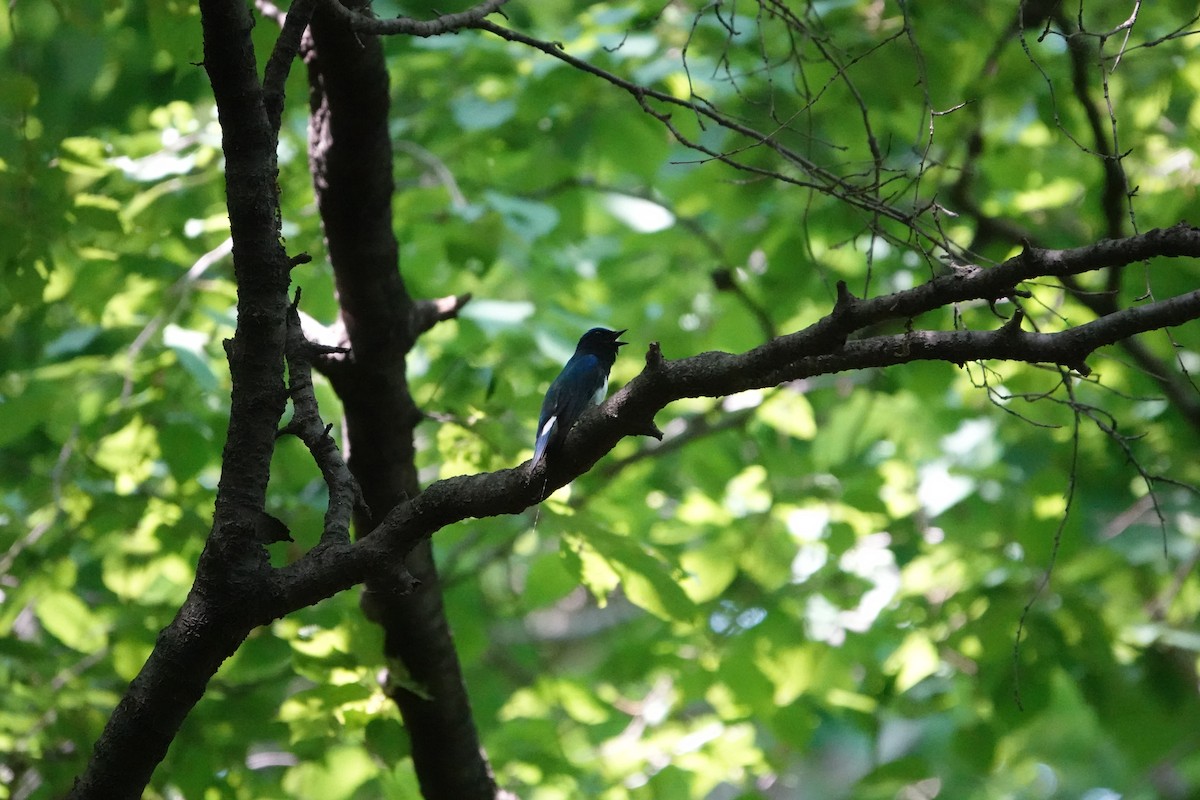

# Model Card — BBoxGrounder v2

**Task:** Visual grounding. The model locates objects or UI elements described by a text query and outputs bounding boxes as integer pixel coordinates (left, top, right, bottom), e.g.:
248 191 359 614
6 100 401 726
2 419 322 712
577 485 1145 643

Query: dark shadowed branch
263 0 317 130
70 0 296 795
303 3 500 797
268 224 1200 617
319 0 509 36
279 291 363 547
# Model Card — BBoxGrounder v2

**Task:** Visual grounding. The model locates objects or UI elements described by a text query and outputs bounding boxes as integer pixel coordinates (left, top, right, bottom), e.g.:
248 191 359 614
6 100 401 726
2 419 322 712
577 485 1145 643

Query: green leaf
159 419 213 482
756 389 817 440
36 590 108 652
93 414 160 493
482 191 560 241
282 744 377 800
451 94 517 132
0 72 38 114
563 534 620 604
584 530 696 622
522 550 579 609
163 324 220 392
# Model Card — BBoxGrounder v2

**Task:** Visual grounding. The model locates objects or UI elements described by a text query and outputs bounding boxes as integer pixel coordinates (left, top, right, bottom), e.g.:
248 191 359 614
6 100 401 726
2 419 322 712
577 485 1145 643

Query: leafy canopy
3 1 1200 799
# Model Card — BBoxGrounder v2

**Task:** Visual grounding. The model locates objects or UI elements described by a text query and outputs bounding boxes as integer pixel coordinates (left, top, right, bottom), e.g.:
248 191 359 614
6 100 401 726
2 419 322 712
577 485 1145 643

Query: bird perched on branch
531 327 627 471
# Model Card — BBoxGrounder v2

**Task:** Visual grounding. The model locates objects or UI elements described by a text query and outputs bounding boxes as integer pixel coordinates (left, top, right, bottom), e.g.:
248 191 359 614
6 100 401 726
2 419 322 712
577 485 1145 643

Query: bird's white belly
591 377 608 405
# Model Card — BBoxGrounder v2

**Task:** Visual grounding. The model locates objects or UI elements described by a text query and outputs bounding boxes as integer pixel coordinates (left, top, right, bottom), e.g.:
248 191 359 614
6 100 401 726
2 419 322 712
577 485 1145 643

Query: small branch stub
645 341 665 371
1000 308 1026 336
254 511 293 544
632 420 665 441
833 280 857 314
289 252 313 270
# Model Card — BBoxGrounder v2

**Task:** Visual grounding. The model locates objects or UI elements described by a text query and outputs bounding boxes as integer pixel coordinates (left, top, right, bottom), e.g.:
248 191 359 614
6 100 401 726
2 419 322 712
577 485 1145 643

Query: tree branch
466 17 951 254
305 5 500 797
411 292 474 338
263 0 318 131
279 291 364 547
320 0 508 36
765 288 1200 384
70 0 294 795
267 224 1200 618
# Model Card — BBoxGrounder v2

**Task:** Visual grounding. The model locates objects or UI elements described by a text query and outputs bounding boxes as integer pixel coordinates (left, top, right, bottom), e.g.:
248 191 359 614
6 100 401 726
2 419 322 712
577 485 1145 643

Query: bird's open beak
614 329 629 347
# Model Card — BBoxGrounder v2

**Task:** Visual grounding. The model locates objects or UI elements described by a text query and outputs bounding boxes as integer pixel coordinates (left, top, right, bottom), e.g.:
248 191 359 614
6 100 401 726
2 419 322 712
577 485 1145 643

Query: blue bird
531 327 628 471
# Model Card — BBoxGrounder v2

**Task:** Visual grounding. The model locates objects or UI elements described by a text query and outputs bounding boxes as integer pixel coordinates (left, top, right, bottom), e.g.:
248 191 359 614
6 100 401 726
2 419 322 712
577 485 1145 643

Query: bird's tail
530 415 557 472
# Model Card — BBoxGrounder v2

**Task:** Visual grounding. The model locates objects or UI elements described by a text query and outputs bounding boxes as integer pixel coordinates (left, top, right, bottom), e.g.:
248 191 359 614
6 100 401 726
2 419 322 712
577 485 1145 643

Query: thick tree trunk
304 5 500 798
69 0 294 794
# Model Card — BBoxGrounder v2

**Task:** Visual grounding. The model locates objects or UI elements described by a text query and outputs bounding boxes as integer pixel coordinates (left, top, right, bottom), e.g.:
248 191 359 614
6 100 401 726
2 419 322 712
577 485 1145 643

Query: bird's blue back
531 328 625 469
539 353 606 431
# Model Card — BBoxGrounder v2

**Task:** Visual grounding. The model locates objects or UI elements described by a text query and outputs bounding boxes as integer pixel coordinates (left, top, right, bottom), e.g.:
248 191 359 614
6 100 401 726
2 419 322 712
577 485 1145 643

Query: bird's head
576 327 628 354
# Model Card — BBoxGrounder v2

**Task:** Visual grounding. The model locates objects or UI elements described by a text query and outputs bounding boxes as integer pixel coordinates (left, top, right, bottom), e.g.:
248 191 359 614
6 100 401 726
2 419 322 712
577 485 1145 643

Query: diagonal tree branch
318 0 508 36
319 4 956 255
462 17 950 253
279 291 364 547
266 224 1200 618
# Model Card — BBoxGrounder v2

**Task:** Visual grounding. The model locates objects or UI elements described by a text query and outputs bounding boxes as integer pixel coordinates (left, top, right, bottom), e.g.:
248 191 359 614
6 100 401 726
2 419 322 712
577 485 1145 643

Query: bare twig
279 289 364 547
263 0 319 131
319 0 508 37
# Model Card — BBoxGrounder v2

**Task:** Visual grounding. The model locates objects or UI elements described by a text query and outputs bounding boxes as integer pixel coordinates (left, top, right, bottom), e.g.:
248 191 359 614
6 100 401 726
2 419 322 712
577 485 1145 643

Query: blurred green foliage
2 1 1200 798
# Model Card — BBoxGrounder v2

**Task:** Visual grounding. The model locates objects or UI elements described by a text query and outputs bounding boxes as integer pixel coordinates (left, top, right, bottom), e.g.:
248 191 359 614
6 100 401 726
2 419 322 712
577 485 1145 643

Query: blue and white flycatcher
531 327 627 470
